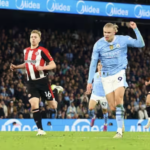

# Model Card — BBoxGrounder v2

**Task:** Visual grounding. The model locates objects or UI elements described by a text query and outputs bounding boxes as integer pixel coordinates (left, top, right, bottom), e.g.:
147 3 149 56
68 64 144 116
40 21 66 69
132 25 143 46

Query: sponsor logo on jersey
109 45 113 50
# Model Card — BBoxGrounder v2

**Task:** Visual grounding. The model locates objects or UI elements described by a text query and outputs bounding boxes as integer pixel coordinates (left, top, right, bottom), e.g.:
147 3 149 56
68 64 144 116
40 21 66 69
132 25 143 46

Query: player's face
103 27 115 42
97 62 102 72
30 33 41 47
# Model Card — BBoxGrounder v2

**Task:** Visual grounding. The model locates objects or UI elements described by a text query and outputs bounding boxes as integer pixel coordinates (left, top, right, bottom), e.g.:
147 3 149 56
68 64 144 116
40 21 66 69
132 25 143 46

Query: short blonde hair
31 30 41 38
104 23 118 33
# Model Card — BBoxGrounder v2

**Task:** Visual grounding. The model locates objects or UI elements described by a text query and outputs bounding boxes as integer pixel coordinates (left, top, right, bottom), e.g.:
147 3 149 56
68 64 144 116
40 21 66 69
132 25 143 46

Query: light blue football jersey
92 72 105 97
90 28 145 79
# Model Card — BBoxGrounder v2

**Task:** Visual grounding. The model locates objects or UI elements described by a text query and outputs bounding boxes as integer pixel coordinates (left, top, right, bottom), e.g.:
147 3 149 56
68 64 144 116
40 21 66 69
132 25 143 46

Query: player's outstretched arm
126 21 145 48
87 59 97 83
10 63 25 71
87 43 99 92
36 61 56 71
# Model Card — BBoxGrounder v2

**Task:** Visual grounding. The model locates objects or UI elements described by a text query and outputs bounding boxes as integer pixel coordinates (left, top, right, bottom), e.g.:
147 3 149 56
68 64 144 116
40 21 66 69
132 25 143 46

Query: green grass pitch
0 132 150 150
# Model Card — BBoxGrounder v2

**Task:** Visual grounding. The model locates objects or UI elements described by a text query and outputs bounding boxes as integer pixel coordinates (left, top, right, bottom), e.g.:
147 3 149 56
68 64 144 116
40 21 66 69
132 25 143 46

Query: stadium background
0 0 150 132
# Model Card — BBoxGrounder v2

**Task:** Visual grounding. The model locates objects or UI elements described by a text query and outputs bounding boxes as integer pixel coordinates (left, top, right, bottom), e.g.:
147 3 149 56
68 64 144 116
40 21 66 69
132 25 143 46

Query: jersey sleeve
41 49 53 62
91 42 100 60
92 73 96 89
87 43 99 83
125 28 145 48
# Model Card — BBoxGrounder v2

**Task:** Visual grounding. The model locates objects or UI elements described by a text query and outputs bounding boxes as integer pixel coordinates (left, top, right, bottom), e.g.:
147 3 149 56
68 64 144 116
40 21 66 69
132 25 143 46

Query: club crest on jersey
109 45 113 50
116 44 120 48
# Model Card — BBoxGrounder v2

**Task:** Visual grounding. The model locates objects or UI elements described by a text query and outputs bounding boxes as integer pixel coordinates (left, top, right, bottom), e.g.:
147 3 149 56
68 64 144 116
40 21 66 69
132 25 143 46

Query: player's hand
129 22 137 29
145 80 150 86
85 90 91 95
36 66 44 71
10 64 17 71
86 83 92 94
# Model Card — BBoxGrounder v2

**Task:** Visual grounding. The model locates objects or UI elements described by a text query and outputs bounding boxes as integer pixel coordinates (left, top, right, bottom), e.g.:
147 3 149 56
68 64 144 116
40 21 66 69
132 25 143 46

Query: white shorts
90 94 108 109
101 70 128 95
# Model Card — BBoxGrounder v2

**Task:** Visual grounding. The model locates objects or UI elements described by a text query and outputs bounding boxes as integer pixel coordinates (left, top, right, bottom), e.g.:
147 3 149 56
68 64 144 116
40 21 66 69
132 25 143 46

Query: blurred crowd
0 26 150 120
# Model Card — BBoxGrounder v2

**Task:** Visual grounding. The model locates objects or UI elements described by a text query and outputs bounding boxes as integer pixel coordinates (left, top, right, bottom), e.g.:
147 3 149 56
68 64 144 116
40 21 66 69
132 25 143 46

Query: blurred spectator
19 114 23 119
9 84 15 96
8 101 17 117
125 105 132 119
23 109 30 118
77 103 84 118
57 94 64 111
17 101 24 114
10 110 18 118
135 101 148 119
0 100 5 119
67 102 77 118
0 88 9 97
1 100 8 118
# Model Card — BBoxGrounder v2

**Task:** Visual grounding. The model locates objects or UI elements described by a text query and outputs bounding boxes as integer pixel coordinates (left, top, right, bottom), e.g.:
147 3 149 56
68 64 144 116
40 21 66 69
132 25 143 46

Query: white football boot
144 118 150 129
36 129 46 136
113 128 123 139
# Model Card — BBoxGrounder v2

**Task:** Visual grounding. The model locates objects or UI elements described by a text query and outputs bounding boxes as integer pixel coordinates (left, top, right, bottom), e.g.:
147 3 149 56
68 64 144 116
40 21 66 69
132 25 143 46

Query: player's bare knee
146 102 150 106
110 106 115 111
31 103 39 110
53 104 57 109
89 107 94 110
29 98 39 110
115 97 123 105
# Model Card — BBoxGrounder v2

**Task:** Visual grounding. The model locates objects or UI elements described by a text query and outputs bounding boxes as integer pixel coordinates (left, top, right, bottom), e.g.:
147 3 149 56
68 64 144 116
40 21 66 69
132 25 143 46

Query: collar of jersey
30 46 39 50
104 36 116 44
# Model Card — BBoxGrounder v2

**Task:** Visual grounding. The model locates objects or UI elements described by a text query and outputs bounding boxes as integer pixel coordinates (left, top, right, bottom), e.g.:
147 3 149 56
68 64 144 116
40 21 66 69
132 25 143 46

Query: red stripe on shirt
24 49 30 77
40 57 45 66
31 49 39 78
48 84 54 99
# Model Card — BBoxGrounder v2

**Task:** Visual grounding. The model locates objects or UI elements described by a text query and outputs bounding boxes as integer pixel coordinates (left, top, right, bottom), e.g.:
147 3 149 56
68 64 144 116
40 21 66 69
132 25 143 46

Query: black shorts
26 77 55 101
52 89 58 102
146 84 150 93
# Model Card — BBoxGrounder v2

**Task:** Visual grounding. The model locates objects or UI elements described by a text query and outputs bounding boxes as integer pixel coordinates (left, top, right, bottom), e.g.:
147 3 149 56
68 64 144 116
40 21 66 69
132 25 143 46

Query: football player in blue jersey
87 61 108 131
87 22 145 138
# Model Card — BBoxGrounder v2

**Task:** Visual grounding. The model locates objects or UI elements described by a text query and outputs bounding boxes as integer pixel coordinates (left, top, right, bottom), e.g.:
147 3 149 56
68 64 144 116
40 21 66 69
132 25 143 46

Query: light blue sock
89 110 95 119
116 105 124 129
103 113 108 125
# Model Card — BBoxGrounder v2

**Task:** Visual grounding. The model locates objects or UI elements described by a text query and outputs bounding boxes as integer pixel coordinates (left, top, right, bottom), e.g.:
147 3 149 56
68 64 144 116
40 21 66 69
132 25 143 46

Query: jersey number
101 102 107 106
45 91 51 98
118 77 122 81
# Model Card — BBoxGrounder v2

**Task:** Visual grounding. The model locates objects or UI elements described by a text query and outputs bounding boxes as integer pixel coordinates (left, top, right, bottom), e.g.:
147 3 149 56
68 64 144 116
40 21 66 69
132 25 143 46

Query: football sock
103 113 108 125
116 105 124 134
33 109 43 130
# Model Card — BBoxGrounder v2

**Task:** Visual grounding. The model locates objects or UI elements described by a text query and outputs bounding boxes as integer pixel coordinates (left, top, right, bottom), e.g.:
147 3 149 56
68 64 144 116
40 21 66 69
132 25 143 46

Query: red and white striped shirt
24 46 53 81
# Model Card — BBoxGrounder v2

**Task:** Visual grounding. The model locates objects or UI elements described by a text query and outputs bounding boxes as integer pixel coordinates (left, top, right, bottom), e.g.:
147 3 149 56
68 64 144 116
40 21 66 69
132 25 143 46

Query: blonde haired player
87 22 145 138
10 30 57 136
87 61 108 131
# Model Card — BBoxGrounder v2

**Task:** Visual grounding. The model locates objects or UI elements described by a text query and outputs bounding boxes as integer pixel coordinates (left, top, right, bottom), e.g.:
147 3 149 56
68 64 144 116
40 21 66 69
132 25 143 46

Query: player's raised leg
144 81 150 129
48 84 64 118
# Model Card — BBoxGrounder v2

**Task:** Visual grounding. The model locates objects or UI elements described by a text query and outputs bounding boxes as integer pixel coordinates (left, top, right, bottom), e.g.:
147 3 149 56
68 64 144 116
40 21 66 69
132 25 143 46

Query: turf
0 132 150 150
